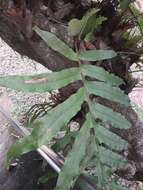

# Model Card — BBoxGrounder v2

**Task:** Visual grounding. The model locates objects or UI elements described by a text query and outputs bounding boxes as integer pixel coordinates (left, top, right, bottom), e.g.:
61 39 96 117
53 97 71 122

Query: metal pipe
37 148 61 173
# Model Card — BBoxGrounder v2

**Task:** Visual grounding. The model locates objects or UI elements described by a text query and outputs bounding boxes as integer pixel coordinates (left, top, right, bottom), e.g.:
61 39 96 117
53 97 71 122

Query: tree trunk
0 0 79 71
0 0 143 185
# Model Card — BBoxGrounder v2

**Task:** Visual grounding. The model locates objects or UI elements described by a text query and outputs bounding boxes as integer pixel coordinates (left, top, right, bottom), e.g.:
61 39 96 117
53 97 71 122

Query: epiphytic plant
0 2 143 189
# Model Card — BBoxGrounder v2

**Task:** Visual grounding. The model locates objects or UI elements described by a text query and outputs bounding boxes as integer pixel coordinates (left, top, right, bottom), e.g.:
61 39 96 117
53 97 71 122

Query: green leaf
52 131 78 152
68 19 82 36
34 26 78 61
34 27 117 63
56 115 91 190
96 125 128 150
7 133 38 166
68 9 106 38
34 88 85 146
86 81 130 106
84 32 95 43
99 146 127 168
0 67 81 92
80 131 97 167
7 88 85 165
38 172 57 184
95 162 108 187
92 102 131 129
80 9 106 38
81 64 123 86
120 0 131 10
79 50 117 61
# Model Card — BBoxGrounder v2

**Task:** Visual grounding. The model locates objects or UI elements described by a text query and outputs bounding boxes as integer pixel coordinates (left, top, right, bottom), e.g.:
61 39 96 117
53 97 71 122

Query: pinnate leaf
79 50 117 62
7 88 85 165
0 67 81 92
99 146 127 168
86 81 130 106
81 64 123 86
56 115 91 190
96 125 128 150
92 102 131 129
34 26 78 61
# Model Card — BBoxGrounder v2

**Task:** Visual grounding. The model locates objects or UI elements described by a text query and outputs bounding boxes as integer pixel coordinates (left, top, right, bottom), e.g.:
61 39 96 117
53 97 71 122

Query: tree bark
0 0 79 71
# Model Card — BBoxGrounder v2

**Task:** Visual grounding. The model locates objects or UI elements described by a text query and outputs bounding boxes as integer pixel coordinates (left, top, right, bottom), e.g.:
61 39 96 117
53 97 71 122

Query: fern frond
0 67 81 92
56 115 91 190
96 125 128 150
7 88 85 165
85 81 130 106
68 8 106 38
99 146 127 168
79 50 117 61
92 102 131 129
81 64 124 86
34 26 78 61
0 21 132 190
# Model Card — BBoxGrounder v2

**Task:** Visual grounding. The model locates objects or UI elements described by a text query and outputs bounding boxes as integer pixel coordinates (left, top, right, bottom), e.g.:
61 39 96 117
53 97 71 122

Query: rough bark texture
0 0 79 71
0 0 143 188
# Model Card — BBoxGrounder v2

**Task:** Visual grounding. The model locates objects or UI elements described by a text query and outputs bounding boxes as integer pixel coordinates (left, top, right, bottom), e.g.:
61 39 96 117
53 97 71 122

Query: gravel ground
0 38 51 119
129 64 143 121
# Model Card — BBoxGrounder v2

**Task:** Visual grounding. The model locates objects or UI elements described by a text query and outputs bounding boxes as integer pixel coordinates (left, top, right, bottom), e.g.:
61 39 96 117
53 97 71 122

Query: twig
117 51 142 56
129 70 143 73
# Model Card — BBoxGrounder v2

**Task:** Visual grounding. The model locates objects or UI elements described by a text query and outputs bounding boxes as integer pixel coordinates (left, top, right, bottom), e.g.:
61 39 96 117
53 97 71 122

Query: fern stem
75 41 107 189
